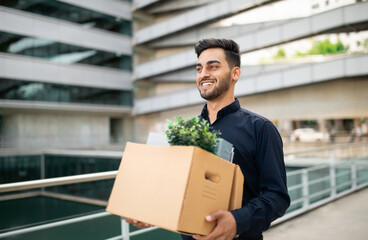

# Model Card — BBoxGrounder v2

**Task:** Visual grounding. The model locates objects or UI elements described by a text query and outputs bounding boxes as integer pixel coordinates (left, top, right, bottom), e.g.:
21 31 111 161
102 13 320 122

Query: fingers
206 210 225 222
195 211 237 240
124 218 153 228
193 225 222 240
125 217 134 224
133 221 152 228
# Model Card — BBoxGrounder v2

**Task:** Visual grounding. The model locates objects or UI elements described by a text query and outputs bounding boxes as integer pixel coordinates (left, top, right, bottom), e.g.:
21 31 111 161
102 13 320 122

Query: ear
231 67 241 83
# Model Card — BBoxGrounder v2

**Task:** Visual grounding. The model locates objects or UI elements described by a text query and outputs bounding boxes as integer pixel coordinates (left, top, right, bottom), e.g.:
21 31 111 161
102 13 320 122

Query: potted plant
165 116 220 155
165 116 233 163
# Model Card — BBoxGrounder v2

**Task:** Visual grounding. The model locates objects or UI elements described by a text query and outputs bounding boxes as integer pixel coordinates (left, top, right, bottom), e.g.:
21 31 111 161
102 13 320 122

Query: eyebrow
196 60 221 67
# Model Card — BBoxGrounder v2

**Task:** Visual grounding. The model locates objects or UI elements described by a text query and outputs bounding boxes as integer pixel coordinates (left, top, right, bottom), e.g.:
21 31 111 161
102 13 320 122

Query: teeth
202 82 213 86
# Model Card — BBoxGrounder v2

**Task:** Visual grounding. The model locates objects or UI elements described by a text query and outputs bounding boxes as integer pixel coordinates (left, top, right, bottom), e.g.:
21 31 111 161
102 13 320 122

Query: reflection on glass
0 31 132 70
0 0 132 36
0 78 133 107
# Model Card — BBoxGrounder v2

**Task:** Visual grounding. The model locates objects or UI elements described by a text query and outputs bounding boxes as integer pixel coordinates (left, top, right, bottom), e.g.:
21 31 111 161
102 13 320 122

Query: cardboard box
106 142 244 236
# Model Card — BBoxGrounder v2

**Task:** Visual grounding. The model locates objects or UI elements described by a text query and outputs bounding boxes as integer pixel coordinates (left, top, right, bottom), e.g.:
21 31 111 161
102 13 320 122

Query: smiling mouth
200 79 216 87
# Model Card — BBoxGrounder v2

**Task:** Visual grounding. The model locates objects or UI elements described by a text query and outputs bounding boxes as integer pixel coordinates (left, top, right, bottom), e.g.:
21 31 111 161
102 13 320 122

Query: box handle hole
205 172 220 183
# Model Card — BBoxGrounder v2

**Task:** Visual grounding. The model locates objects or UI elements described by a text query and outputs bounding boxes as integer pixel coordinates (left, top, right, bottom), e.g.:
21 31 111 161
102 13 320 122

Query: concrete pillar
319 118 327 135
336 119 346 133
294 120 302 129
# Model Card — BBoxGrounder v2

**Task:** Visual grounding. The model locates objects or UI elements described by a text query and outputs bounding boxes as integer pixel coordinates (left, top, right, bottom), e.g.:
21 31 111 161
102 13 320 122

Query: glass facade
0 154 121 202
0 31 132 71
0 79 133 106
0 0 132 36
0 155 41 184
44 155 121 178
0 196 104 232
0 78 133 106
0 197 180 240
0 154 121 200
0 154 121 184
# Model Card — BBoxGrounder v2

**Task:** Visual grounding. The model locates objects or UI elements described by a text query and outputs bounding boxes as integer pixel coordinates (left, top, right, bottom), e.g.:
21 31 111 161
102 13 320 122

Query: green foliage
165 116 221 155
275 48 286 58
296 39 349 56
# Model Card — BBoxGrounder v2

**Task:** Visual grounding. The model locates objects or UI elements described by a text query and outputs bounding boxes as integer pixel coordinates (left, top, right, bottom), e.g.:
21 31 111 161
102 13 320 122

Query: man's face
196 48 232 101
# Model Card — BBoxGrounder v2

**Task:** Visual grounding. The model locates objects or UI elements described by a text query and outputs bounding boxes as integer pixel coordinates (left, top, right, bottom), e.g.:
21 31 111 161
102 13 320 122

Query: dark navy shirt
182 99 290 240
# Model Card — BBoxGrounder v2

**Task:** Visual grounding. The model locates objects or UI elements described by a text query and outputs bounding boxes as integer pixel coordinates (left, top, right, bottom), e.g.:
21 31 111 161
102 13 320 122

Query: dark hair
194 38 241 68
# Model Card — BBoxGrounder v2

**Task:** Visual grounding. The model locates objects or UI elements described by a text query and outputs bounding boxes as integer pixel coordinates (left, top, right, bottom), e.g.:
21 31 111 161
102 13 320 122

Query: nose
197 68 210 79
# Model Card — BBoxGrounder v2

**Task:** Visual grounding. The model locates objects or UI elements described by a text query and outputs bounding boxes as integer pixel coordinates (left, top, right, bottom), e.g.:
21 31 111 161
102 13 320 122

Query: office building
0 0 367 148
133 0 368 142
0 0 134 148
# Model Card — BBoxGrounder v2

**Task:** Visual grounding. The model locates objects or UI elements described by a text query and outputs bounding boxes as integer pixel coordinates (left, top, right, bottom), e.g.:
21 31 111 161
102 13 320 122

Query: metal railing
0 171 117 193
0 143 368 239
274 160 368 225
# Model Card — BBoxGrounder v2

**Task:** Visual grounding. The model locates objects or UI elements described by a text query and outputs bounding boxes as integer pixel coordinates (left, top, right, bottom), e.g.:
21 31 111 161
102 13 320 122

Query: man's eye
196 68 202 72
209 65 217 69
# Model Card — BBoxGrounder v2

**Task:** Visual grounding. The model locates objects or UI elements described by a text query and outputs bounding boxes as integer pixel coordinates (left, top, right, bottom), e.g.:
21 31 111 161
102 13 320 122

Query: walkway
264 187 368 240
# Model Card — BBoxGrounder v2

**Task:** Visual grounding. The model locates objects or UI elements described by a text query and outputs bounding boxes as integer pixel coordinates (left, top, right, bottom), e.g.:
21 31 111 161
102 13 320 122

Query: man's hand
125 218 153 228
193 210 237 240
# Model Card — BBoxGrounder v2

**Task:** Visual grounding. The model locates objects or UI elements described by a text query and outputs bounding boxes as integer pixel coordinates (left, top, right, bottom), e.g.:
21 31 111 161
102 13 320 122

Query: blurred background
0 0 367 150
0 0 368 239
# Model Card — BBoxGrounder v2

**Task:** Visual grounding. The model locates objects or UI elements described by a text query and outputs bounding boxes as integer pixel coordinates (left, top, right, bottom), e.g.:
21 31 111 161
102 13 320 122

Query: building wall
134 78 368 142
0 0 133 149
1 0 367 149
238 78 368 121
131 0 368 144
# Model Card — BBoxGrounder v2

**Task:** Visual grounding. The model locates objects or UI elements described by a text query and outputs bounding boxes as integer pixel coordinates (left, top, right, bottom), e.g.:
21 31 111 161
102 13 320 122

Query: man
128 38 290 240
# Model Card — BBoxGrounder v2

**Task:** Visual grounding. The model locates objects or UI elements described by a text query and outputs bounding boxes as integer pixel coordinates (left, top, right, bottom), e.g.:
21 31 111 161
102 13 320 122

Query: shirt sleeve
230 121 290 236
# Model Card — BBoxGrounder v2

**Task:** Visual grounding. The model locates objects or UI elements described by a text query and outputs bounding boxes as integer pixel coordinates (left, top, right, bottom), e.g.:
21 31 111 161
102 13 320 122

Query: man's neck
206 95 235 124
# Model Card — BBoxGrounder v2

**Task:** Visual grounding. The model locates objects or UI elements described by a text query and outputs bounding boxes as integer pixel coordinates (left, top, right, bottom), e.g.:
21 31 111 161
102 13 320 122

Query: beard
197 73 231 100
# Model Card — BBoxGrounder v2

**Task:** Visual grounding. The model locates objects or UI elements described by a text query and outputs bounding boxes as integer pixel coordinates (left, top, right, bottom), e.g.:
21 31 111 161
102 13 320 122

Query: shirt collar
200 98 240 122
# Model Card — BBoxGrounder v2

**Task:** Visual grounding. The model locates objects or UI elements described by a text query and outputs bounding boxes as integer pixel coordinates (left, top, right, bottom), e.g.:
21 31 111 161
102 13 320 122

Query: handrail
0 148 124 157
1 160 367 239
0 171 117 193
0 144 368 239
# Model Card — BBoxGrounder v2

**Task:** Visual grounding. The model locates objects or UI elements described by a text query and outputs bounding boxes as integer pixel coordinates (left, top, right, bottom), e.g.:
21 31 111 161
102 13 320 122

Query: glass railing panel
0 195 105 235
0 155 41 184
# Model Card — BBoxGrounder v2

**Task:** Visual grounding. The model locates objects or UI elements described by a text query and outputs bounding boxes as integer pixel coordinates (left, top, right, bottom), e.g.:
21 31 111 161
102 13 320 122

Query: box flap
106 142 194 230
178 146 235 236
228 165 244 211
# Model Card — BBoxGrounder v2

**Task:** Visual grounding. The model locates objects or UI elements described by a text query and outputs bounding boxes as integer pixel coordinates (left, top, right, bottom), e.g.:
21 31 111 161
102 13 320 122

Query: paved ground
263 187 368 240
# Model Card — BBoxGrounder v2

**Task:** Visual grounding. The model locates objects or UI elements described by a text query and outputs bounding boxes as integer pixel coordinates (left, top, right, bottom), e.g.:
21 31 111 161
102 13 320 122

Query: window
0 78 133 107
0 32 132 71
0 0 131 36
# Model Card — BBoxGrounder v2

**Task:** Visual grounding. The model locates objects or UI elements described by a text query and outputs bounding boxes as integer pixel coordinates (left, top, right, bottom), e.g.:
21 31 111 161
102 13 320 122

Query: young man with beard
128 38 290 240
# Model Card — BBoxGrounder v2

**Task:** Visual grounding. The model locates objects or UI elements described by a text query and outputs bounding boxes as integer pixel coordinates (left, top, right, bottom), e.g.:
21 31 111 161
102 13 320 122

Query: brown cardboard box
106 142 244 236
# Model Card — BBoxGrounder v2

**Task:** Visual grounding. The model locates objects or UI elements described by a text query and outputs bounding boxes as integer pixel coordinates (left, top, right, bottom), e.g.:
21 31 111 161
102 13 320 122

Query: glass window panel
0 0 132 36
0 78 133 107
0 32 132 71
44 155 120 178
0 155 41 184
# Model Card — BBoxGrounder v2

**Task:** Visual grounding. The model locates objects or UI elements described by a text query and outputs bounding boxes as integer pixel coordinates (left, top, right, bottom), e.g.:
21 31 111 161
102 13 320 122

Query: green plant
296 38 349 56
274 47 286 59
165 116 221 154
